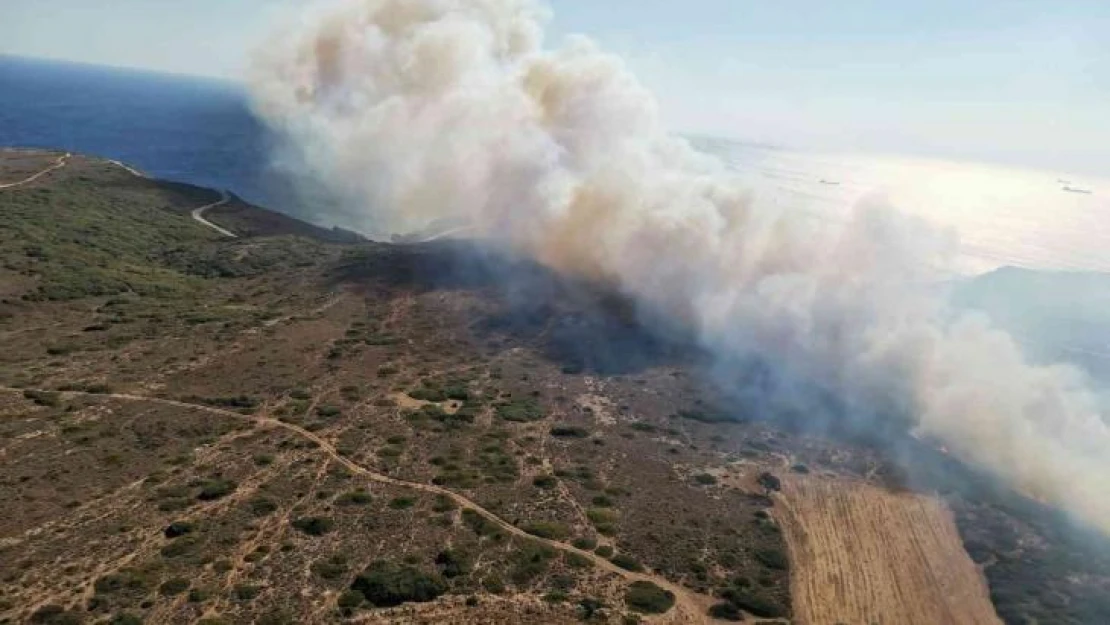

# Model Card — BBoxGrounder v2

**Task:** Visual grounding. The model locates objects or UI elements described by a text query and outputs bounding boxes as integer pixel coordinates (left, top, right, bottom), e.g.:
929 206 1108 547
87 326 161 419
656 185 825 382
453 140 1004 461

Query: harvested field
776 476 1001 625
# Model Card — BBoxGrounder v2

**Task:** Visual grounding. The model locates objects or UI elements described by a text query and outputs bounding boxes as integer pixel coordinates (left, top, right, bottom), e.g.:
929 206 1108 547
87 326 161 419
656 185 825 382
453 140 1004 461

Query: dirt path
773 475 1001 625
0 152 71 189
105 156 236 238
108 159 147 178
190 190 237 238
0 386 709 624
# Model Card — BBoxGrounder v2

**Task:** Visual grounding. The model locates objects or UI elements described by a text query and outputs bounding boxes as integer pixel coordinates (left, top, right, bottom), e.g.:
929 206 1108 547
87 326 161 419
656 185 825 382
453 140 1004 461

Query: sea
0 55 280 208
2 54 1108 378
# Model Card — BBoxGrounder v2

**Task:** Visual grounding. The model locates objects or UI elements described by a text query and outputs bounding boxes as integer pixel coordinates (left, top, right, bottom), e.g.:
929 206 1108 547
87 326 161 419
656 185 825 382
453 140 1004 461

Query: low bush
521 521 570 540
550 425 590 438
312 554 349 580
532 474 558 489
496 398 544 422
350 561 446 607
160 578 190 596
508 542 557 586
611 554 643 572
291 516 334 536
708 602 743 621
754 547 788 571
625 581 675 614
693 473 718 486
335 489 373 506
197 478 236 501
435 549 472 578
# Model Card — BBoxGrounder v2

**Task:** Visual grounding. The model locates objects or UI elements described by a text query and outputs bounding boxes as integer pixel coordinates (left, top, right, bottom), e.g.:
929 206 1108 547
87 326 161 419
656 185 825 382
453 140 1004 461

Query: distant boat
1062 186 1093 195
819 179 840 186
1057 179 1072 185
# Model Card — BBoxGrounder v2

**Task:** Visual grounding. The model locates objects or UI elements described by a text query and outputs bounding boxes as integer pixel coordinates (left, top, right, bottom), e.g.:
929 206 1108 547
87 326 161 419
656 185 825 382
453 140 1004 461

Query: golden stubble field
775 476 1001 625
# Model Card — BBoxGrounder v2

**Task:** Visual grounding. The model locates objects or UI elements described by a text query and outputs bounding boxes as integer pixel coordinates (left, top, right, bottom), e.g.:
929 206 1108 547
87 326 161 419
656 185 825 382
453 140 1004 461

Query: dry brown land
2 149 1108 625
775 476 1001 625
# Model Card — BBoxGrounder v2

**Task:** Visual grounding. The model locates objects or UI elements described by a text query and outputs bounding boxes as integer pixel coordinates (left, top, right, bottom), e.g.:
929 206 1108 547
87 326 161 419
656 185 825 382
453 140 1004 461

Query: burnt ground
1 148 1108 624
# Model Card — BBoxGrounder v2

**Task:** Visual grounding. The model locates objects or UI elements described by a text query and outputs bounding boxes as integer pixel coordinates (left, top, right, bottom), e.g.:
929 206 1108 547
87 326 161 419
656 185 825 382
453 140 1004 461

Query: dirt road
0 152 70 189
0 385 709 624
190 190 237 238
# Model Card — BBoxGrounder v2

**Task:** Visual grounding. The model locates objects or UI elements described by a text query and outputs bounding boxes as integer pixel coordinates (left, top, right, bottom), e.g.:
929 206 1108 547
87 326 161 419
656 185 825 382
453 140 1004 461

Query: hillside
1 148 1108 625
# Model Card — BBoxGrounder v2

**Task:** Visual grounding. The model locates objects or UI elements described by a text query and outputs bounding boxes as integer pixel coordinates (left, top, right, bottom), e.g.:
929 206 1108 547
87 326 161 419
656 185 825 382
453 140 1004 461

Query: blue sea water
0 55 279 207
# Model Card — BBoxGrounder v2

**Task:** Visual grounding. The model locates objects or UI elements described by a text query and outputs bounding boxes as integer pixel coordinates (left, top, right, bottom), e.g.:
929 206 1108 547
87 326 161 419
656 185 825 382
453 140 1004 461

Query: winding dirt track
0 386 708 624
0 152 71 189
190 190 237 238
774 476 1001 625
104 156 237 238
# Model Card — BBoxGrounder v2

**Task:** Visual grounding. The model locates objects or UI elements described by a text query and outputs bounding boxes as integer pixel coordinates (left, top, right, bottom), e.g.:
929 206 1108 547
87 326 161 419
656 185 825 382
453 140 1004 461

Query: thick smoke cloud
249 0 1110 531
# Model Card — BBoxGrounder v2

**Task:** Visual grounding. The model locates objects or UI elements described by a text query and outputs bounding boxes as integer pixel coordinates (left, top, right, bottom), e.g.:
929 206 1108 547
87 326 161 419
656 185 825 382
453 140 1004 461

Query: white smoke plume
249 0 1110 531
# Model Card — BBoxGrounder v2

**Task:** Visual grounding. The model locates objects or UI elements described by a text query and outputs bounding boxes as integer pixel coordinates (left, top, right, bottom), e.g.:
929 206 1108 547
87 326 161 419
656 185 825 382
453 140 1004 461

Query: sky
2 0 1108 175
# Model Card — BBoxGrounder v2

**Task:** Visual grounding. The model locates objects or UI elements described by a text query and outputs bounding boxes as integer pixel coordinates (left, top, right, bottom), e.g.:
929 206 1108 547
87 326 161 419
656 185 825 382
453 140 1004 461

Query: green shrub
94 569 152 596
409 385 448 402
291 516 335 536
336 489 373 506
549 425 590 438
461 509 503 539
350 561 446 607
337 589 365 609
572 537 598 550
675 408 734 424
195 395 258 410
444 385 470 401
531 475 558 490
708 602 743 621
159 536 198 558
758 472 782 493
496 398 544 422
197 478 236 501
389 496 416 510
565 552 593 569
693 473 718 486
160 578 190 596
521 521 570 540
508 542 556 586
610 554 643 572
595 545 614 558
754 547 788 571
543 590 568 603
432 494 457 512
163 521 195 538
248 497 278 516
311 555 349 580
718 588 787 618
109 614 143 625
435 549 472 578
231 584 261 602
624 581 675 614
23 389 60 407
316 405 341 418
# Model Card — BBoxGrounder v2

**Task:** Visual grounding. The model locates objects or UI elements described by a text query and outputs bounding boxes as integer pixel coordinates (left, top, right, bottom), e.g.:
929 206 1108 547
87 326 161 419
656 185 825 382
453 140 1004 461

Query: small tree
757 472 781 494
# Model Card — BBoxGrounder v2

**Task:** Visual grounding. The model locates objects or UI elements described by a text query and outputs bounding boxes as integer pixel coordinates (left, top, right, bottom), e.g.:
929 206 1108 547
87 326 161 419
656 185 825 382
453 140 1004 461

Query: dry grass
775 476 1001 625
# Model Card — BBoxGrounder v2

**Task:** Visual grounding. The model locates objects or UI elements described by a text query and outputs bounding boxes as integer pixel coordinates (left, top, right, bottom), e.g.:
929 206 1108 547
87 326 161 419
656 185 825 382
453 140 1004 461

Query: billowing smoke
248 0 1110 531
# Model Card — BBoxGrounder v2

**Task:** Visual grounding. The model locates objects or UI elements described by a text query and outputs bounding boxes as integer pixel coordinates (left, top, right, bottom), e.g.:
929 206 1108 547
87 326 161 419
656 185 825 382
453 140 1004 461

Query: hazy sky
3 0 1108 174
